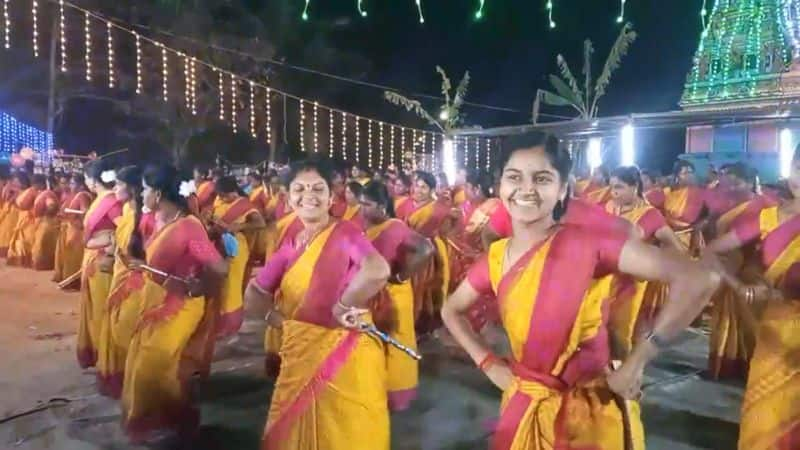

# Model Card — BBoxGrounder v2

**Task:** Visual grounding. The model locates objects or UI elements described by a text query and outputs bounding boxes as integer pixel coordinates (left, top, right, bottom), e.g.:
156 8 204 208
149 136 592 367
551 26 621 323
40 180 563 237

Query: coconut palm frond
556 55 583 101
453 71 471 109
594 23 637 102
383 91 444 132
548 75 585 115
436 66 453 106
582 40 594 107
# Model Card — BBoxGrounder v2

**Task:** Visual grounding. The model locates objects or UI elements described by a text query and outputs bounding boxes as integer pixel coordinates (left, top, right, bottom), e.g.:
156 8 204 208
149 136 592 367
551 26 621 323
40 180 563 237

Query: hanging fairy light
357 0 367 17
189 58 197 115
84 11 92 81
302 0 310 20
218 70 225 121
415 0 425 23
485 138 491 171
32 0 38 57
182 54 190 109
379 122 385 167
312 101 319 153
546 0 556 28
341 111 348 160
249 81 256 137
160 45 168 101
475 0 486 19
106 21 115 88
230 76 238 133
3 0 10 49
367 120 373 168
299 100 306 152
328 109 334 158
389 126 396 167
355 117 361 163
134 33 142 94
474 137 480 169
700 0 708 28
265 88 271 145
400 127 406 156
59 0 66 72
412 129 419 167
616 0 626 23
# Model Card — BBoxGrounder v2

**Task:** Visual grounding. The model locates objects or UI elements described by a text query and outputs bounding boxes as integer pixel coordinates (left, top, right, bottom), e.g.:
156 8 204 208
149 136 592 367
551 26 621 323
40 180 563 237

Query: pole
47 13 58 140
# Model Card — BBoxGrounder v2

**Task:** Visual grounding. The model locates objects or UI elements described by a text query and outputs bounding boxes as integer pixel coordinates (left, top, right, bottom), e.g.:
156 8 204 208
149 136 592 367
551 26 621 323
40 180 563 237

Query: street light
621 123 635 166
587 137 603 172
781 128 794 179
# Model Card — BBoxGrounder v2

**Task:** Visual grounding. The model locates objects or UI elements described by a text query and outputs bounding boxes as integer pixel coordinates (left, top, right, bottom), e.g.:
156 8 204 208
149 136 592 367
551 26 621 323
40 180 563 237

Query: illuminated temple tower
680 0 800 181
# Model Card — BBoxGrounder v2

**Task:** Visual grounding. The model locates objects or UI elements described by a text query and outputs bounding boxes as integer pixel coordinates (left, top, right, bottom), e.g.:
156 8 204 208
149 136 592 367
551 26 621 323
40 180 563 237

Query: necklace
297 221 328 250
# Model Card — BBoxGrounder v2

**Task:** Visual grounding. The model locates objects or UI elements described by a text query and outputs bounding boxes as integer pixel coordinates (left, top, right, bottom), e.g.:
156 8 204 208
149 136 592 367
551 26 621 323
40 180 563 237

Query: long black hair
117 166 145 260
611 165 644 198
85 159 115 190
143 164 189 212
498 131 572 221
362 181 396 218
466 169 493 198
414 170 437 191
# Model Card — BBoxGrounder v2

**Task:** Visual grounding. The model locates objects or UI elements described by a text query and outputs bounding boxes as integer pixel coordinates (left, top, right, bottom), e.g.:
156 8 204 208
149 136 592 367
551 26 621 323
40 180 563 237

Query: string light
700 0 708 29
134 33 142 94
389 126 396 167
400 127 406 156
329 108 334 158
299 100 306 152
341 112 348 160
106 21 115 88
355 117 360 163
58 0 66 71
412 129 419 168
249 81 256 137
84 11 92 81
313 101 319 153
415 0 425 23
616 0 626 23
485 139 491 171
190 57 197 115
265 88 271 145
302 0 310 20
474 137 480 169
546 0 556 28
379 122 385 167
475 0 485 19
160 45 168 101
357 0 367 17
231 75 238 133
183 54 190 109
3 0 10 49
218 69 225 121
432 133 439 172
367 119 373 168
32 0 38 57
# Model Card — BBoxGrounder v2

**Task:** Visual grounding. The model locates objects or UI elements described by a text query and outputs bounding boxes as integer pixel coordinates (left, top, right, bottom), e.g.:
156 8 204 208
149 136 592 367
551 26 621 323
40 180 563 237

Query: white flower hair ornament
100 170 117 184
179 180 197 198
141 205 152 214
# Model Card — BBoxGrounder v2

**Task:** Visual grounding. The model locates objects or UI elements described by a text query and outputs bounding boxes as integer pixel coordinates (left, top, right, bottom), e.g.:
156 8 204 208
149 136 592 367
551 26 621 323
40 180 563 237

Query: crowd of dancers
0 129 798 449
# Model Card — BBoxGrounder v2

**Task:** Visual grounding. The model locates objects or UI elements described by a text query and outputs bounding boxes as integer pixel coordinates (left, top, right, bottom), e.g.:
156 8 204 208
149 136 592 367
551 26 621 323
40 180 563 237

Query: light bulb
341 112 348 160
107 22 115 88
59 0 66 72
32 0 38 57
134 34 142 94
329 108 334 158
84 12 92 81
231 76 238 133
265 88 271 145
218 70 225 120
299 100 305 152
161 45 168 101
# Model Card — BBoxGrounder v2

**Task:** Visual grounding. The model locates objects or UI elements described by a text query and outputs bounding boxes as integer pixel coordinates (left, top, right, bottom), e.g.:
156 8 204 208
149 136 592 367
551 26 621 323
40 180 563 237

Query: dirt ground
0 266 743 450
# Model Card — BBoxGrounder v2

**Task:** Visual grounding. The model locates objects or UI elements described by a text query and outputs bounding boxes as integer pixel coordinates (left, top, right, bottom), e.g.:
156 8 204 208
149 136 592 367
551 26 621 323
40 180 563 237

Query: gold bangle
336 300 359 311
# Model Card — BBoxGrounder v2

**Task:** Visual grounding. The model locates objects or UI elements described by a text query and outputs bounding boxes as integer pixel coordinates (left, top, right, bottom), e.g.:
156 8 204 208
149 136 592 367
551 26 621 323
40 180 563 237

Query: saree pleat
384 281 418 411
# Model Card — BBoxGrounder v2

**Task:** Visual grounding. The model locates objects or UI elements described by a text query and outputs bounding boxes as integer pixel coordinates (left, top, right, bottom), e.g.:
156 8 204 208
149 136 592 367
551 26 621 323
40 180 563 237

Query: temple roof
680 0 799 111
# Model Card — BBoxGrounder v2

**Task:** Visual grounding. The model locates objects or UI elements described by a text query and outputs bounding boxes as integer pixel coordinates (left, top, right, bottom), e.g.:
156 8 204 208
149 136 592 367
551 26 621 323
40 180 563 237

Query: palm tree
533 23 637 124
383 66 470 135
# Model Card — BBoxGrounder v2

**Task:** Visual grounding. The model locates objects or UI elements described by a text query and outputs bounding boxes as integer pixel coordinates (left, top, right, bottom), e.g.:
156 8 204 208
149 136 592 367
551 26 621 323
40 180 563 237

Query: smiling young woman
441 131 719 450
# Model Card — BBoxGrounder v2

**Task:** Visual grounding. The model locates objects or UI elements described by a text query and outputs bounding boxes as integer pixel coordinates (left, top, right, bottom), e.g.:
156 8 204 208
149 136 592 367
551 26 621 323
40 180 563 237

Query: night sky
45 0 706 172
287 0 705 171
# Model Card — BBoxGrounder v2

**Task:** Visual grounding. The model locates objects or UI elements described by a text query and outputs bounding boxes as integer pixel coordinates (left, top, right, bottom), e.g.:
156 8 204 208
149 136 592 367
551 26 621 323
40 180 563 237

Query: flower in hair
100 170 117 183
179 180 197 198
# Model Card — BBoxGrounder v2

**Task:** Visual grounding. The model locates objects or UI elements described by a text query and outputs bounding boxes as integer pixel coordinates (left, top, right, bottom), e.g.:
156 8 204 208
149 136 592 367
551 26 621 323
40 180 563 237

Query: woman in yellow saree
396 170 456 333
209 176 266 337
0 171 21 258
342 181 364 228
52 174 93 288
577 165 612 205
247 171 270 265
706 163 776 380
442 132 719 450
77 162 123 368
122 164 228 444
30 177 61 271
606 166 684 352
663 160 708 255
244 158 391 450
6 173 41 267
360 181 433 411
96 166 148 398
705 148 800 449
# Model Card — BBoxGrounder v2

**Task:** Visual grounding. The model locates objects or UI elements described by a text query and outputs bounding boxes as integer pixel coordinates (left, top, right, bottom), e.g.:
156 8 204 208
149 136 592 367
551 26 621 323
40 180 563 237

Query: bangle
265 309 275 325
745 286 755 304
478 353 498 372
390 273 409 284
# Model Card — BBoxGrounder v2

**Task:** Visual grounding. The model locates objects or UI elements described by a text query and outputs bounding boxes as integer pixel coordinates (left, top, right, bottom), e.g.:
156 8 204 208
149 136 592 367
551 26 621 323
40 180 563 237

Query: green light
475 0 485 19
616 16 623 23
302 0 310 20
415 0 424 23
549 20 556 28
546 0 555 29
358 0 367 17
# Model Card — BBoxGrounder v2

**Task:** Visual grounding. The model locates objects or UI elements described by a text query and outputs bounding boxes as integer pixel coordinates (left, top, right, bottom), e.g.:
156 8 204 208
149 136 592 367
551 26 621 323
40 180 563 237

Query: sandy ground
0 267 743 449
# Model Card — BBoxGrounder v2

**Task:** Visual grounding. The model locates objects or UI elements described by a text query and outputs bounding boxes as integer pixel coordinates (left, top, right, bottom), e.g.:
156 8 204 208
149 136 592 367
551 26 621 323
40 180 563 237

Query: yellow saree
52 191 92 287
738 207 800 450
0 187 20 257
6 187 39 267
30 190 60 271
260 222 389 450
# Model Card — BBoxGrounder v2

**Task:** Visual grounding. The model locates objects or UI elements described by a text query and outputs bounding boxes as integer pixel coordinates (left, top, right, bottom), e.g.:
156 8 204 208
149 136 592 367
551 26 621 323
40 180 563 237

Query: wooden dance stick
57 271 82 289
135 264 191 285
63 208 86 215
358 322 422 361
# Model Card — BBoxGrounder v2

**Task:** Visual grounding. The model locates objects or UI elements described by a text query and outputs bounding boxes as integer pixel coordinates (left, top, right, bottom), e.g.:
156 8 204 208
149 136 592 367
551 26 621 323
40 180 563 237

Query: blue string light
0 110 53 154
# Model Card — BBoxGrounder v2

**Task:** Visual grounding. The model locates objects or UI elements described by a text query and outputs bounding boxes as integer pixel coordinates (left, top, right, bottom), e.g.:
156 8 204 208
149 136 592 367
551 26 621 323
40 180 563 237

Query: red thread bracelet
478 353 498 372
